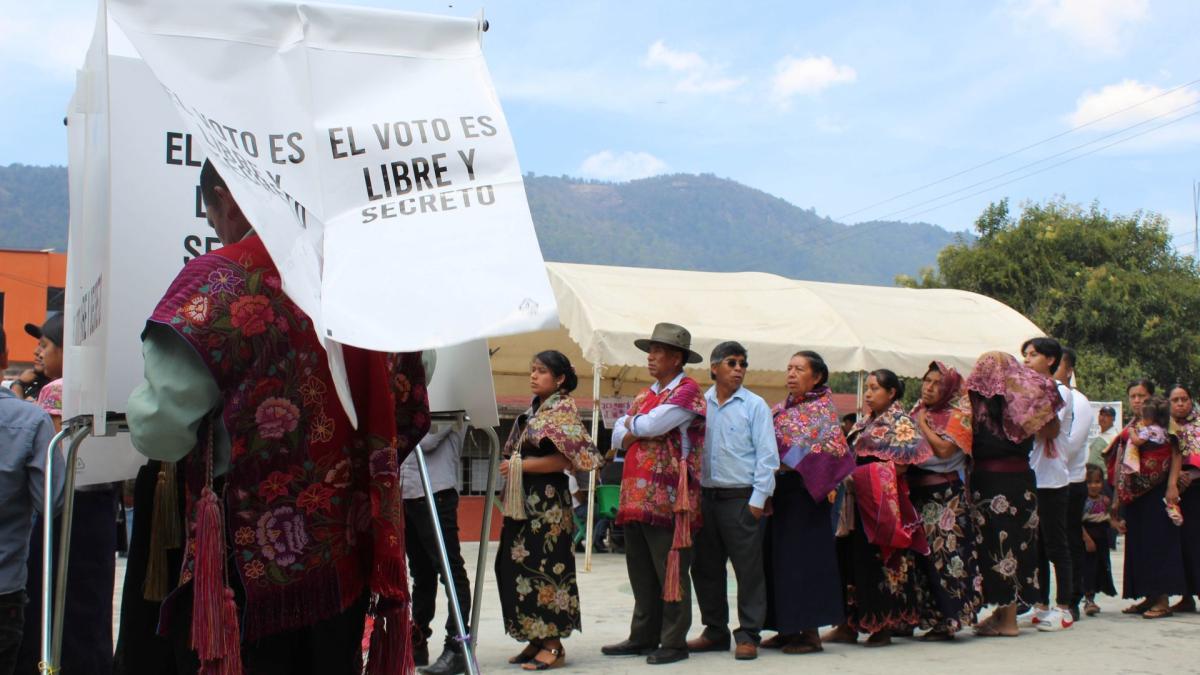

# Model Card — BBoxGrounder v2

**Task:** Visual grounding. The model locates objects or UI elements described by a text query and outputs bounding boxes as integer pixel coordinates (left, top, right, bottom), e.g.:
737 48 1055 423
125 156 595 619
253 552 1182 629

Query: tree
897 198 1200 403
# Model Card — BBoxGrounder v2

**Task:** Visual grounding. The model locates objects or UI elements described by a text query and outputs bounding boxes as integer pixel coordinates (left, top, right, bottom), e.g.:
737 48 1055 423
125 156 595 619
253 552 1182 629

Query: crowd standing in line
6 165 1200 675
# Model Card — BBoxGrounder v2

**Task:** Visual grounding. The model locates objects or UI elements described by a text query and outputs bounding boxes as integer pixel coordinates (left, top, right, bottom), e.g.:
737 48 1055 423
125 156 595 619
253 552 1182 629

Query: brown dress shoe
686 634 730 652
734 643 758 660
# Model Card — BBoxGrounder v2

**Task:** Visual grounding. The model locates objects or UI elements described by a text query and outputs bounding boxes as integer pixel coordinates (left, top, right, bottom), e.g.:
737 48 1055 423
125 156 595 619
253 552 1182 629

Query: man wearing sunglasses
687 341 778 661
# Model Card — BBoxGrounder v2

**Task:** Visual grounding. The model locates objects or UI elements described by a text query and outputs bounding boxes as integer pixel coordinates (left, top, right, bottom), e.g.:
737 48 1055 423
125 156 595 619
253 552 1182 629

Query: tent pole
856 371 865 420
584 362 602 572
470 426 501 649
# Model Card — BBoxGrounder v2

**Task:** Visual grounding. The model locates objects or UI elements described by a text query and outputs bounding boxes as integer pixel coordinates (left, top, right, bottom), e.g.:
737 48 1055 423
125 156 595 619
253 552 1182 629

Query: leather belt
974 457 1031 473
701 486 754 500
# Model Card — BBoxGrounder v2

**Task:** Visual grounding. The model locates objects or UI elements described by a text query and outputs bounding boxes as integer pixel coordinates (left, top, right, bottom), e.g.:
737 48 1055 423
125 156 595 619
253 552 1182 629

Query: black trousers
1037 486 1074 606
0 592 24 675
624 522 692 650
690 490 767 644
404 489 472 651
1066 481 1087 608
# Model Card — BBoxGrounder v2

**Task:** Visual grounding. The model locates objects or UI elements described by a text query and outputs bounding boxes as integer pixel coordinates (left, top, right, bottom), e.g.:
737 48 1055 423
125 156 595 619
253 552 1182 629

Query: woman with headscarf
759 351 855 655
497 350 603 671
967 351 1062 637
1167 383 1200 613
909 361 981 640
823 369 932 647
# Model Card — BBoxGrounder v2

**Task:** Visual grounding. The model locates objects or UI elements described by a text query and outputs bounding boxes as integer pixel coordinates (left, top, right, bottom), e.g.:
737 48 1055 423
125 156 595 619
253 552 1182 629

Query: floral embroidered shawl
772 386 854 501
504 393 603 472
616 376 706 529
149 235 430 648
1108 422 1173 505
850 401 933 465
965 351 1063 444
1171 410 1200 469
852 461 930 563
910 361 973 456
1083 494 1111 524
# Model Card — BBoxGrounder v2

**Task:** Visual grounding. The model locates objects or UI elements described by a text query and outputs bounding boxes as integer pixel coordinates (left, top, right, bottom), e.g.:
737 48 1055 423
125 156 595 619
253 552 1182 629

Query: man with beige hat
601 323 706 665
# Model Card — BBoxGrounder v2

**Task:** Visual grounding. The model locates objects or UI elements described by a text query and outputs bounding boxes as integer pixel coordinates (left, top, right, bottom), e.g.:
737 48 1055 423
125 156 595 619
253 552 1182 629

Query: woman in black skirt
1168 383 1200 612
910 361 982 639
965 352 1062 638
761 351 855 654
824 369 932 647
1108 379 1187 619
497 351 602 671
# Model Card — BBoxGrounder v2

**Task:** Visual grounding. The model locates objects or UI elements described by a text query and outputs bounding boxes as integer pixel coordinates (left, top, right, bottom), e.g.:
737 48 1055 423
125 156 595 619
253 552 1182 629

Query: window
46 287 64 314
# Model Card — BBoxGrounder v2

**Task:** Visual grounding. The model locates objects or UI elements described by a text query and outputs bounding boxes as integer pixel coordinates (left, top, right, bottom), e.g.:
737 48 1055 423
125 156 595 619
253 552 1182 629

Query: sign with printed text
62 0 535 483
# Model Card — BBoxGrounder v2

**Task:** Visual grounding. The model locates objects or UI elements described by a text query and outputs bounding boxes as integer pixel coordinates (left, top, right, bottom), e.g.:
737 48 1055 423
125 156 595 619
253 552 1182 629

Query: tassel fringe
501 454 526 520
191 486 242 673
144 462 181 602
367 600 415 675
662 549 682 602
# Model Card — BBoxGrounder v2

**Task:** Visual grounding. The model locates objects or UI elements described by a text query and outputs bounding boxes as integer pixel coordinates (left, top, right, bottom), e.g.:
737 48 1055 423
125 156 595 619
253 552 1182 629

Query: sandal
918 628 955 642
820 625 858 644
1170 597 1196 613
781 631 822 655
522 647 565 671
1084 601 1100 616
1122 600 1152 614
864 630 892 648
1142 607 1174 620
973 622 1018 637
759 634 789 650
509 642 542 665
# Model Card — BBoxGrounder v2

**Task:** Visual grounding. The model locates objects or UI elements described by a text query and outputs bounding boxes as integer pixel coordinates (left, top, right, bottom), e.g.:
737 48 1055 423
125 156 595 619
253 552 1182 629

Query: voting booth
50 1 552 672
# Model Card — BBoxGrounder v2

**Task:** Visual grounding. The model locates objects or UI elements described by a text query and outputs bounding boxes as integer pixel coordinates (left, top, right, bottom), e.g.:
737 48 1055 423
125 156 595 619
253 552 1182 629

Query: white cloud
644 40 705 72
579 151 668 182
1066 79 1200 148
771 56 856 102
815 115 848 134
0 3 94 80
643 40 745 95
1010 0 1148 53
1069 80 1200 128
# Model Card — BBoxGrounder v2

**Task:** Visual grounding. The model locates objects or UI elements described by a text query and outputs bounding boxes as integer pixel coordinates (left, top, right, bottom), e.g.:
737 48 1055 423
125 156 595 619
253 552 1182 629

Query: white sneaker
1036 607 1074 632
1016 607 1043 626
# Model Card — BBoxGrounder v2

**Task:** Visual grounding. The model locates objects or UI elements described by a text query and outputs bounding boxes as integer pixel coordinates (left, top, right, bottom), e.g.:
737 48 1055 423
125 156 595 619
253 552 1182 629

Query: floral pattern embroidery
911 484 982 631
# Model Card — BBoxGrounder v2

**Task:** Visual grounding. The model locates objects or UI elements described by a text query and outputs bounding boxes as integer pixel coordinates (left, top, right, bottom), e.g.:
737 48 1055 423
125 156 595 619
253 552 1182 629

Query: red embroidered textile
1107 423 1174 505
149 236 430 649
851 462 930 563
910 361 973 455
615 377 706 529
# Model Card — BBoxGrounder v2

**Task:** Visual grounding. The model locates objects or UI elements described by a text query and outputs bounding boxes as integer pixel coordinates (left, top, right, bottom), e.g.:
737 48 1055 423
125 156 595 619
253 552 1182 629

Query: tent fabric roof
543 262 1043 378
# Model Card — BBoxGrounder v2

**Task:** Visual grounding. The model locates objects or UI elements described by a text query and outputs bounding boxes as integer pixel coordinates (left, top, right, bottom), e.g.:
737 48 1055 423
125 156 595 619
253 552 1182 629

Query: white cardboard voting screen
63 0 531 483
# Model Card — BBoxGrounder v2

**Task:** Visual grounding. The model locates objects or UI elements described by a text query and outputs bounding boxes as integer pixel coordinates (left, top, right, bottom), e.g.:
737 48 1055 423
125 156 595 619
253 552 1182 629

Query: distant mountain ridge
0 164 965 285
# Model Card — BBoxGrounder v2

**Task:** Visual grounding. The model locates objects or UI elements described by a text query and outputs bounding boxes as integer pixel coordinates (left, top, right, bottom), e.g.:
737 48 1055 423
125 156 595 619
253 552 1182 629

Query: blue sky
2 0 1198 249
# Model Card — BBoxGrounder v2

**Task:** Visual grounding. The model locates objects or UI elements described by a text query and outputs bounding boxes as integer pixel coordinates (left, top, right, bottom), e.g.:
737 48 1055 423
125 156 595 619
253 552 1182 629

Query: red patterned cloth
772 386 855 501
852 461 930 563
910 361 973 455
149 235 430 652
615 377 706 529
1107 422 1174 505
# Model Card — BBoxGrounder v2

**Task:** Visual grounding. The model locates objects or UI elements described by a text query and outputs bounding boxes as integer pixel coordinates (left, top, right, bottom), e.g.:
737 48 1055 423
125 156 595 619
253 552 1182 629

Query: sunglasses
721 358 748 369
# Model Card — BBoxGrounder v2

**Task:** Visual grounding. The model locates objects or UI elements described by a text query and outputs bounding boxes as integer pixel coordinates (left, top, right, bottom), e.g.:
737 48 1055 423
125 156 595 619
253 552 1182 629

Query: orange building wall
0 249 68 366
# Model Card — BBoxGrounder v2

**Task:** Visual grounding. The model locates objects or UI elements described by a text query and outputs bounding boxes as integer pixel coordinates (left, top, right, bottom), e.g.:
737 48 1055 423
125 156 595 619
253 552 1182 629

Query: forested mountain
0 164 964 284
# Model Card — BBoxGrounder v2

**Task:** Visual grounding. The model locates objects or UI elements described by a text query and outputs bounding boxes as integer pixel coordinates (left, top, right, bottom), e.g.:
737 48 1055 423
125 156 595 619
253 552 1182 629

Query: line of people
493 323 1200 671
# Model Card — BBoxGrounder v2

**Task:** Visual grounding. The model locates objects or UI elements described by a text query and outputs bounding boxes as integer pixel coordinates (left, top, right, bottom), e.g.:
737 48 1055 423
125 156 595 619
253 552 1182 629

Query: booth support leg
584 363 602 572
415 444 479 675
469 427 501 649
40 422 91 674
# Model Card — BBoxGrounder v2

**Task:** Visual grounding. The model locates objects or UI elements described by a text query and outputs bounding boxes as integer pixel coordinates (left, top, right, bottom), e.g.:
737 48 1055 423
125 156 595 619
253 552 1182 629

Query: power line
872 99 1200 222
837 76 1200 222
894 110 1200 222
815 108 1200 249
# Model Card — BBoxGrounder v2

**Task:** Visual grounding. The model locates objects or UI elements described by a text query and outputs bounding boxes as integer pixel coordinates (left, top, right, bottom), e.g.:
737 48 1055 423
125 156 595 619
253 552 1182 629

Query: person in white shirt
1021 337 1075 631
1054 347 1093 621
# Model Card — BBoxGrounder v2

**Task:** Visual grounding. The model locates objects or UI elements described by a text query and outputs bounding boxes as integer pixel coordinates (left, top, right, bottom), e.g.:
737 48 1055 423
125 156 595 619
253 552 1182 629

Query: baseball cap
27 314 64 348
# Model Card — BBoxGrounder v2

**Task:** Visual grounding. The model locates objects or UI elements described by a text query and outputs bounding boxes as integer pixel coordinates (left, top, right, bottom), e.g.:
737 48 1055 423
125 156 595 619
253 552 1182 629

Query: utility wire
816 108 1200 248
871 99 1200 222
837 76 1200 221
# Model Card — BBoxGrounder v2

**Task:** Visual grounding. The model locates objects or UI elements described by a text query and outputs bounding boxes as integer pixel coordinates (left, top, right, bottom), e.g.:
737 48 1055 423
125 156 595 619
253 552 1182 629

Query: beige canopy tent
489 262 1044 569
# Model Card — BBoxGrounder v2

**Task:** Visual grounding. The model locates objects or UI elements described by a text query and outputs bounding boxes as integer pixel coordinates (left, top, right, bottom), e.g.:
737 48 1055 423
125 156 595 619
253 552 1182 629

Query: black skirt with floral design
970 469 1039 606
495 442 582 641
910 478 982 630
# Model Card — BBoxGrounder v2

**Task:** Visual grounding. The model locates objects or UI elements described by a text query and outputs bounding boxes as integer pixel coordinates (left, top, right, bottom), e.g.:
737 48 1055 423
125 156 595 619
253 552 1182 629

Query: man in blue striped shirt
687 341 778 661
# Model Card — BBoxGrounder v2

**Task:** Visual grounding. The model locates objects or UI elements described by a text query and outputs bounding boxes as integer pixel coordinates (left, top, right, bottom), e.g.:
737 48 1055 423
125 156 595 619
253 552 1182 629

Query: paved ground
114 540 1199 674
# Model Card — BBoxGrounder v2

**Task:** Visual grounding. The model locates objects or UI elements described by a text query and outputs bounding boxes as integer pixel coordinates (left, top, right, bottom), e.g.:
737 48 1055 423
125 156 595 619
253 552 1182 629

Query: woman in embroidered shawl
1167 384 1200 613
967 352 1061 637
824 369 932 647
497 350 603 671
909 361 982 639
1105 379 1188 618
761 351 855 655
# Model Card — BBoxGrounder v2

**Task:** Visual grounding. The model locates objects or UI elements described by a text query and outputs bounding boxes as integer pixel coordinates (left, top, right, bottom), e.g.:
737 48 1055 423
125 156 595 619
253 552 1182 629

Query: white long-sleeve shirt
610 371 697 457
